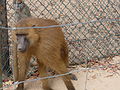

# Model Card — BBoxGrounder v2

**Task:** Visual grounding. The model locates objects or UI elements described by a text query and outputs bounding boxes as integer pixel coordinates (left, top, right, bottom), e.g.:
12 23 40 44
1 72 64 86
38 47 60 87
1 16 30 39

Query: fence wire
1 17 119 90
1 59 120 90
0 18 119 30
6 0 120 64
1 0 120 89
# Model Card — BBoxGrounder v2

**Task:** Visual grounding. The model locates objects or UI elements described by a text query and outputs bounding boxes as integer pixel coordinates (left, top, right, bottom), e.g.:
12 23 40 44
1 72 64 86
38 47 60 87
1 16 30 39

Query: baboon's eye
16 34 28 36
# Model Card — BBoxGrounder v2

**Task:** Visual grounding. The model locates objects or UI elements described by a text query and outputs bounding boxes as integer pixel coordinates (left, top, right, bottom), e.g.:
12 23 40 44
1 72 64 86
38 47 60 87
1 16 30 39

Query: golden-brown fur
12 17 75 90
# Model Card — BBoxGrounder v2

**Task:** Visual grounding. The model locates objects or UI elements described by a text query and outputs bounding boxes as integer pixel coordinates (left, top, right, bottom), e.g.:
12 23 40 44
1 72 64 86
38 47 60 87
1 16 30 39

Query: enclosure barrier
0 0 119 89
7 0 120 64
0 18 120 90
1 55 120 90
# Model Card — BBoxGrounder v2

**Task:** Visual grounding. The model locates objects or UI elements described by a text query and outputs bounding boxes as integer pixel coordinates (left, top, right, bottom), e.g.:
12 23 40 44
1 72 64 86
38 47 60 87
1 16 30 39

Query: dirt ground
5 0 120 90
4 56 120 90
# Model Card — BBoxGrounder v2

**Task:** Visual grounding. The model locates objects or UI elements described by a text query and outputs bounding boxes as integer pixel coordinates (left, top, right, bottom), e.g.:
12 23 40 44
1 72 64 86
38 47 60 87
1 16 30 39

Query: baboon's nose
18 48 22 51
17 47 25 52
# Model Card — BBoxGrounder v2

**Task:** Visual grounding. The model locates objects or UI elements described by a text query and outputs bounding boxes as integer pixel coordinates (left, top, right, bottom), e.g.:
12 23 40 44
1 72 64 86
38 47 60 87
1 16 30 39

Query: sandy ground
5 0 120 90
4 56 120 90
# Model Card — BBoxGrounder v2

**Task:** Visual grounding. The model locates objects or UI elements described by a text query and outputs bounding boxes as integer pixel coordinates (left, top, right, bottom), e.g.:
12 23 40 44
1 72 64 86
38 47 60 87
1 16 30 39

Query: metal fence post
0 0 9 89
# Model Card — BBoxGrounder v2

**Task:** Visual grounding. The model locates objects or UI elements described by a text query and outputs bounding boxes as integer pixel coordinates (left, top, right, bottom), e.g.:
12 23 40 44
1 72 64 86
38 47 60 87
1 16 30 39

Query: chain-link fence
0 0 120 89
7 0 120 64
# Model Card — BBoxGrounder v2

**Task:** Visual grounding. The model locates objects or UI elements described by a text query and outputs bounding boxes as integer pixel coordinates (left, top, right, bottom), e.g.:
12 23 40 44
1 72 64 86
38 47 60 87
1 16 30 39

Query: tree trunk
0 0 10 89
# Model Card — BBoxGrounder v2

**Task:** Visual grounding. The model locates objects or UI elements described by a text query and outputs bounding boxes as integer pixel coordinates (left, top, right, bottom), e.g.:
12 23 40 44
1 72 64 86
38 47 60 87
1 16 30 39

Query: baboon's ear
32 24 38 32
32 24 41 41
32 25 36 27
32 24 41 32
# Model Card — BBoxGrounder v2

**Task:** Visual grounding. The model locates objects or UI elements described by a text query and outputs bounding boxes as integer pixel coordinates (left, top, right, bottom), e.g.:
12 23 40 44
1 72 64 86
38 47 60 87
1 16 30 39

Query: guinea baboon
13 0 77 79
12 17 75 90
13 0 36 74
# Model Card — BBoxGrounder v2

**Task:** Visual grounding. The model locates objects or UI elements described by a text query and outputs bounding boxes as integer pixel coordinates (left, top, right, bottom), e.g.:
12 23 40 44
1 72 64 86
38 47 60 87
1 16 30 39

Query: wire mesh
1 0 120 89
6 0 120 64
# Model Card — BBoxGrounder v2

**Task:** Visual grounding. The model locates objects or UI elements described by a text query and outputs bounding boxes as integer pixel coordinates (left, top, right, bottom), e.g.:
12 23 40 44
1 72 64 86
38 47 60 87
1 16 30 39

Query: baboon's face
16 34 29 52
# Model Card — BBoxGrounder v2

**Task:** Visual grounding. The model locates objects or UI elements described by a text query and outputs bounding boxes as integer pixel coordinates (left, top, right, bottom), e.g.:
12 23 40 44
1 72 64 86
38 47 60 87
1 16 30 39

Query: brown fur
12 17 75 90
